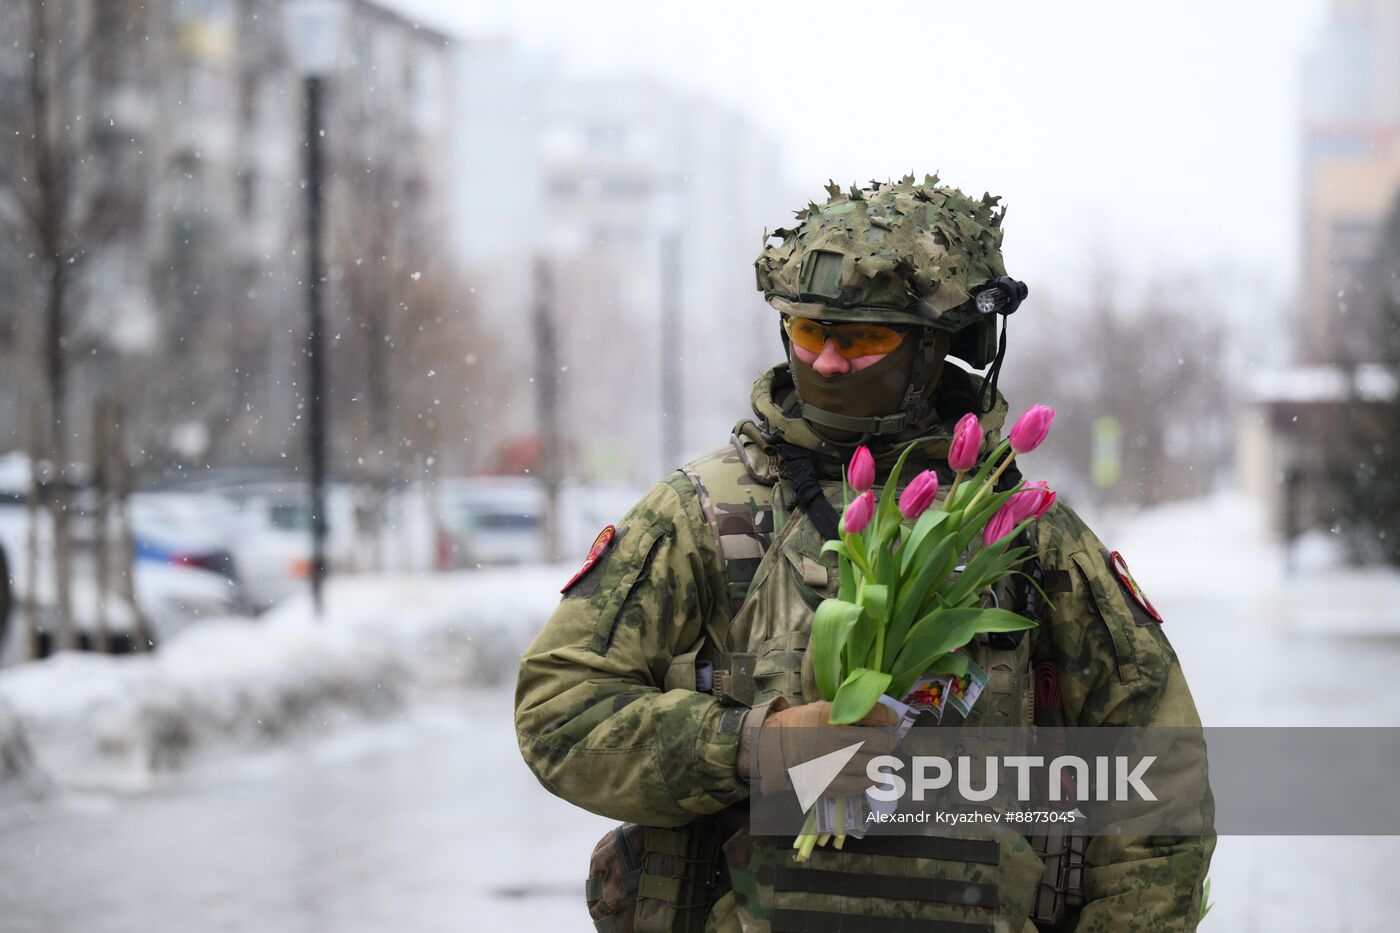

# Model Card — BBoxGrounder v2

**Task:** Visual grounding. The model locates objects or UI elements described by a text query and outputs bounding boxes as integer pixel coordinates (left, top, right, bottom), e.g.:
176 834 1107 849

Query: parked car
0 522 246 663
176 483 321 611
130 493 242 583
437 477 544 566
433 477 644 567
0 466 251 662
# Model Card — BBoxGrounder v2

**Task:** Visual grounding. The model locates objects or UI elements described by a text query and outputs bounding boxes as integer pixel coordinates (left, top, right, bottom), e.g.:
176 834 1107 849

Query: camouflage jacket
516 365 1215 932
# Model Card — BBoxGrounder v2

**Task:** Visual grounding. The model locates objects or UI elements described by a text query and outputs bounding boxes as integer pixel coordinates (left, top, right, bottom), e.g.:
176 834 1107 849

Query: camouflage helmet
755 175 1028 438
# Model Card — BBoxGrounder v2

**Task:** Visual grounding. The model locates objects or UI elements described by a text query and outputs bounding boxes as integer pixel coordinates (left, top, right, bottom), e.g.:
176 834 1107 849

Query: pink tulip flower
848 445 875 492
898 470 939 520
948 412 981 472
1021 481 1057 519
842 490 876 534
985 483 1057 546
1009 405 1055 454
982 501 1017 547
1005 482 1056 523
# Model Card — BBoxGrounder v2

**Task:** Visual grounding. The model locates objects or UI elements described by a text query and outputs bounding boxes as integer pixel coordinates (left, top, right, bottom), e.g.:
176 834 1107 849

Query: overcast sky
386 0 1329 307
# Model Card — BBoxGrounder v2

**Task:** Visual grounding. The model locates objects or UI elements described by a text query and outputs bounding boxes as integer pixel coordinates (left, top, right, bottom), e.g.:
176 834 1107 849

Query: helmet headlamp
974 276 1030 317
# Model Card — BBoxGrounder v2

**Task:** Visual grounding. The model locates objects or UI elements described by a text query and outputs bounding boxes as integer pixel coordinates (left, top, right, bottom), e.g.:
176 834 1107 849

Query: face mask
788 330 950 442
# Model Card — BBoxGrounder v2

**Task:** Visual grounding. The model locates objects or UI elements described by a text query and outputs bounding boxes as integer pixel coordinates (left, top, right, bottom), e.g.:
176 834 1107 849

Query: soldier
516 176 1214 932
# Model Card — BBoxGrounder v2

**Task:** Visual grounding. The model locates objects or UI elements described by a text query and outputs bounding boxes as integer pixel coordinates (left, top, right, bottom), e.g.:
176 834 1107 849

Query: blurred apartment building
1298 0 1400 363
0 0 451 471
451 41 793 484
1240 0 1400 535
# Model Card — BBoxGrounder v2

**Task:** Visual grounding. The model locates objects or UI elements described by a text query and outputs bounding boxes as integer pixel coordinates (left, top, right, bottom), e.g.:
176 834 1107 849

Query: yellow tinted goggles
782 315 908 358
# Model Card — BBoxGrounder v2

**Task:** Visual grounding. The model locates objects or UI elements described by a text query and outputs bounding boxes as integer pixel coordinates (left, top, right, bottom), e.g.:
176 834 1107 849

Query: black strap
775 868 998 909
771 908 993 933
975 316 1010 415
777 442 841 541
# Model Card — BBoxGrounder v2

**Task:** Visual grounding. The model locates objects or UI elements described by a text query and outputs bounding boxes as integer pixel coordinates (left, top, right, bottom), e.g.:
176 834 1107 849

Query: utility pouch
586 821 725 933
1027 827 1087 930
586 823 645 933
633 824 724 933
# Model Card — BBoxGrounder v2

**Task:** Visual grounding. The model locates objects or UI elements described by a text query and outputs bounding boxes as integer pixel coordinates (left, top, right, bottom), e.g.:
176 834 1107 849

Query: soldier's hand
743 699 899 798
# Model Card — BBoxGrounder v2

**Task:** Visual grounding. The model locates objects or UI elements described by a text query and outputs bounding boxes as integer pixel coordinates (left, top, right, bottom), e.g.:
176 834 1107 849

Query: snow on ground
1084 490 1400 640
0 565 572 790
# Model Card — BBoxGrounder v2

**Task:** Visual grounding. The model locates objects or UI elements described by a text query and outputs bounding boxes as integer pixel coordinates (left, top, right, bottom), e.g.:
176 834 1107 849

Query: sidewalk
1093 491 1400 638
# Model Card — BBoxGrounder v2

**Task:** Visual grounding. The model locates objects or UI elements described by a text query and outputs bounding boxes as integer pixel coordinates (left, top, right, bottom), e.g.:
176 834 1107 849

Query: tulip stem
841 529 874 580
986 450 1017 489
967 452 1018 511
946 470 966 508
796 825 819 862
793 810 818 859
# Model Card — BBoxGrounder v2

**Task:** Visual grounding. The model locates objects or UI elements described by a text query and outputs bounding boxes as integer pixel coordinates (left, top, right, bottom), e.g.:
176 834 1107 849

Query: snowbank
258 567 569 690
0 566 569 790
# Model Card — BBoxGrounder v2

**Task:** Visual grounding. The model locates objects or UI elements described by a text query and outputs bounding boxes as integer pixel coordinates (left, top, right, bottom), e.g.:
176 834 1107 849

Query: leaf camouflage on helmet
755 174 1008 334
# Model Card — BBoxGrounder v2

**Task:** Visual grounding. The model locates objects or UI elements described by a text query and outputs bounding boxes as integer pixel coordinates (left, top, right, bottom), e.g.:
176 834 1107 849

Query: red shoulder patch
561 525 617 594
1109 550 1163 623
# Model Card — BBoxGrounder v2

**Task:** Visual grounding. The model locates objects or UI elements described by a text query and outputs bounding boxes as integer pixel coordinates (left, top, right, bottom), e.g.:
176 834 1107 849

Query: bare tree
328 78 497 564
999 267 1231 508
0 2 115 649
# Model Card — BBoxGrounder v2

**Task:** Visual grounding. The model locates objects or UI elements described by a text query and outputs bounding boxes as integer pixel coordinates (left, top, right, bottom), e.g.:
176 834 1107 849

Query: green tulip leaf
875 444 917 534
891 607 1036 689
861 583 890 627
901 508 951 575
941 545 1024 607
829 667 893 724
846 610 876 673
924 651 970 677
888 533 958 650
811 598 862 701
821 540 849 559
823 540 857 602
888 649 969 700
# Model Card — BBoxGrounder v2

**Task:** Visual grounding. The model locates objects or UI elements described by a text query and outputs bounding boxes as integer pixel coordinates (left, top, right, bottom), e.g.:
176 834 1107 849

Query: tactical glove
737 697 899 797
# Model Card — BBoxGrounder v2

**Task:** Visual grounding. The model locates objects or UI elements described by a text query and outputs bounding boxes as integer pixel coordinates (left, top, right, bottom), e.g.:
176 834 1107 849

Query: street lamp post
285 0 346 617
659 232 682 471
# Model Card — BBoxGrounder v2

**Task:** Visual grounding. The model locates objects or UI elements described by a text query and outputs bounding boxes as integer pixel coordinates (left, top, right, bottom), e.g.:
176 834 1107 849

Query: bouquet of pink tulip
793 405 1057 860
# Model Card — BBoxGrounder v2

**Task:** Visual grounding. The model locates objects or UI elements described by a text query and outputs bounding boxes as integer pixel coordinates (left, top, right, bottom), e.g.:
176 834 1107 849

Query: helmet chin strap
975 315 1010 414
781 326 945 443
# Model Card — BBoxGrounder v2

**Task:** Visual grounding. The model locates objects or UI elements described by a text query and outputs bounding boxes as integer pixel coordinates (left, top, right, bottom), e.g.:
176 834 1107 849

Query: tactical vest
660 425 1083 933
